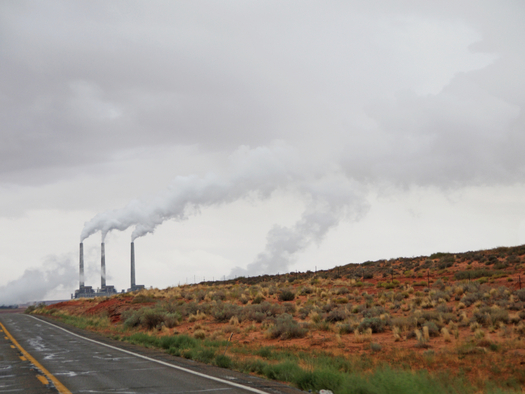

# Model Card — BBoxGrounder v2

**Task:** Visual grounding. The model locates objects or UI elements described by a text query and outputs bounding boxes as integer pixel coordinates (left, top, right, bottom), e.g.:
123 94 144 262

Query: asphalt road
0 318 52 393
0 314 298 394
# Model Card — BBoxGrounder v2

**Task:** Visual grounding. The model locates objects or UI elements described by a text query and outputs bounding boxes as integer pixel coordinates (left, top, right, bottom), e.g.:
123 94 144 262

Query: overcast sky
1 1 524 304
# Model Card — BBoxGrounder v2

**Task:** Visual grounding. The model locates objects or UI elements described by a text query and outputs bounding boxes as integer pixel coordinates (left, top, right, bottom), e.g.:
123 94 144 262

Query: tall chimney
131 242 136 288
101 242 106 289
79 242 84 288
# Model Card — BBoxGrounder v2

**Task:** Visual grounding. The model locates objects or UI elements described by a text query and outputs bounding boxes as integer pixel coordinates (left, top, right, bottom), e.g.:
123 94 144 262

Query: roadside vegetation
28 244 525 393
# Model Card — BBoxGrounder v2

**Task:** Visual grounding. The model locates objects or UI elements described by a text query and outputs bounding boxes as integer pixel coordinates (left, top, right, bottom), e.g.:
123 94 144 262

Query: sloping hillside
31 244 525 393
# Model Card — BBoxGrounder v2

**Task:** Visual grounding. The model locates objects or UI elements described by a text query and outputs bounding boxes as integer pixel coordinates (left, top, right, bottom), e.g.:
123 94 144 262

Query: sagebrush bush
336 287 350 295
325 308 347 323
358 317 385 333
298 305 314 319
212 291 226 301
461 292 483 307
283 302 296 315
268 314 307 339
516 289 525 302
123 309 142 328
213 303 242 322
242 301 283 322
141 309 166 329
362 306 386 319
164 312 181 328
391 316 415 330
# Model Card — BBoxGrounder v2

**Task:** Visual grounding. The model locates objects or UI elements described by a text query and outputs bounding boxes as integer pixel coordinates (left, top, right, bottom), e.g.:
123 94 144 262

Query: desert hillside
31 245 525 393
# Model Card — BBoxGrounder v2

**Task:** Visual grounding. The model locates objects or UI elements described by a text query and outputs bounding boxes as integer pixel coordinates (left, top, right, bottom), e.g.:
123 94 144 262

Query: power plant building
73 242 143 299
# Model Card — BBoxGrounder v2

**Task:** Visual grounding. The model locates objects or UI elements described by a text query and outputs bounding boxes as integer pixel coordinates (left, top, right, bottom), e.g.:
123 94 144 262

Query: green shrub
255 346 274 359
283 303 296 315
461 292 483 307
243 302 283 322
337 323 354 334
160 334 197 350
361 306 386 319
123 310 143 328
24 305 37 314
455 269 504 281
268 314 307 339
215 354 232 368
239 359 268 375
263 361 302 382
278 290 296 302
299 286 314 295
341 366 472 394
128 332 160 347
212 303 242 322
194 348 215 363
294 369 344 392
157 299 179 313
212 291 227 301
132 294 156 304
164 312 181 328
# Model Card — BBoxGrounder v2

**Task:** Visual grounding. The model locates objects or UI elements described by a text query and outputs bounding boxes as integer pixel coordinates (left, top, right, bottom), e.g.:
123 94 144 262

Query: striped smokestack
131 242 136 288
101 242 106 288
79 242 84 288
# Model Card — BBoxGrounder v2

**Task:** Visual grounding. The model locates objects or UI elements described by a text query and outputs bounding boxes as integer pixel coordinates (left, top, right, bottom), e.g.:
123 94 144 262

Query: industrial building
73 242 144 299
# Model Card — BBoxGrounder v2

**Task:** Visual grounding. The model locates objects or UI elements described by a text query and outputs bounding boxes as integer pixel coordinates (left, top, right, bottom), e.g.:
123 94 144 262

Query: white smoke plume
80 143 368 275
0 254 77 305
231 176 368 276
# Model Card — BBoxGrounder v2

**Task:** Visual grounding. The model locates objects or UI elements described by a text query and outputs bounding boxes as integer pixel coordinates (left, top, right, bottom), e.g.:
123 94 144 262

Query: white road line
27 315 270 394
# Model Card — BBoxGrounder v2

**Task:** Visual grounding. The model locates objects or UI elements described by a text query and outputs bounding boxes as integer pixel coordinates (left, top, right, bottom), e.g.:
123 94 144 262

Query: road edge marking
0 321 72 394
28 315 270 394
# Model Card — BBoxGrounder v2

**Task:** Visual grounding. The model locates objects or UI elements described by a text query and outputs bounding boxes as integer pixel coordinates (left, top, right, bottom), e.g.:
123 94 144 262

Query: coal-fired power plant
74 241 143 299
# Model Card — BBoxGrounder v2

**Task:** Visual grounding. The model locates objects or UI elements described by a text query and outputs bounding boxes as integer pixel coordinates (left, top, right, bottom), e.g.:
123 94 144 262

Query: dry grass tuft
441 327 452 342
194 329 206 339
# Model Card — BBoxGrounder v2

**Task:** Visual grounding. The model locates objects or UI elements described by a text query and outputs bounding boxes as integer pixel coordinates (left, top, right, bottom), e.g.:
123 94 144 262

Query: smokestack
101 242 106 289
79 242 84 288
131 242 135 288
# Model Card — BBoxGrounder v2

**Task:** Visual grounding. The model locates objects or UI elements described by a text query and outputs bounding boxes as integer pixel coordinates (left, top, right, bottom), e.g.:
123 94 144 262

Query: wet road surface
0 314 295 394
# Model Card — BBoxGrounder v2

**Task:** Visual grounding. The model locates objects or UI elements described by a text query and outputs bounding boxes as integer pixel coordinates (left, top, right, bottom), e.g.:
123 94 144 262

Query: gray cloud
4 1 522 189
1 1 524 290
341 72 524 188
